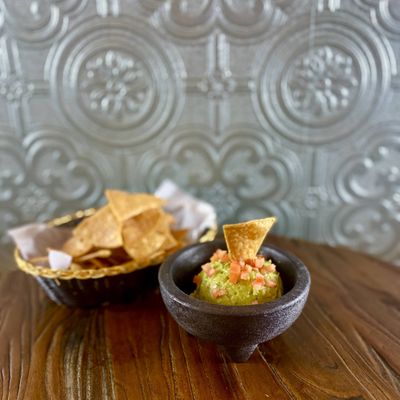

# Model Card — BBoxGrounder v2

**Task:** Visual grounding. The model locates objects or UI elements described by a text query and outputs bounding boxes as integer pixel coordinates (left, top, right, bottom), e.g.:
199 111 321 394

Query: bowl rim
159 239 311 317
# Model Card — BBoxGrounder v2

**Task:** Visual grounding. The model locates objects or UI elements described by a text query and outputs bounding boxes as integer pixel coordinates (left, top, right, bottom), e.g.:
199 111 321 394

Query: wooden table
1 236 399 400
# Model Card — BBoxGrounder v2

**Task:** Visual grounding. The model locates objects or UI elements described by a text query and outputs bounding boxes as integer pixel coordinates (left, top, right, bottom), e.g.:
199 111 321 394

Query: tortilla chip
74 205 123 249
223 217 276 260
62 235 92 257
149 250 167 266
171 229 188 242
107 247 131 264
121 208 163 243
76 259 105 270
123 229 166 265
118 259 139 270
61 189 185 271
87 258 115 269
75 249 112 262
106 190 166 222
156 211 175 229
70 262 83 271
159 231 178 251
171 229 189 249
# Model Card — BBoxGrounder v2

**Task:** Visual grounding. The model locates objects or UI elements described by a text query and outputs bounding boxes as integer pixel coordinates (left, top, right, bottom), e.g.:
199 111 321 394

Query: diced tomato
201 263 215 277
244 257 264 269
201 262 211 271
240 271 250 280
265 279 277 288
211 249 229 263
229 260 241 283
211 288 226 298
201 263 212 271
252 272 266 294
245 258 255 268
242 264 251 275
255 257 265 269
254 272 265 286
245 264 253 273
193 274 202 285
210 251 218 262
220 253 230 263
252 283 264 294
263 263 276 272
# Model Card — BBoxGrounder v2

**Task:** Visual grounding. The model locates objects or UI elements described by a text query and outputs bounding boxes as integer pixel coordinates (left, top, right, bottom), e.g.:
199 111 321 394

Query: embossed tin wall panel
0 0 399 265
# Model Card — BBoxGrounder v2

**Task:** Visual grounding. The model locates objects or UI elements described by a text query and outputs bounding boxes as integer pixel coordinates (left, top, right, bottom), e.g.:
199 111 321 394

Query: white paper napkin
155 179 217 243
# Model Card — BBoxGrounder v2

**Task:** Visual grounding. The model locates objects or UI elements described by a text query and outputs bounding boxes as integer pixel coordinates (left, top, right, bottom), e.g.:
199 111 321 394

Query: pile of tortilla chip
223 217 276 260
61 190 188 270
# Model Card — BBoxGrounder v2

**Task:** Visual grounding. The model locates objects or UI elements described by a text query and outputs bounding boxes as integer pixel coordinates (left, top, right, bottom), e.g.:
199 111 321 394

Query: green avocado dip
191 249 283 305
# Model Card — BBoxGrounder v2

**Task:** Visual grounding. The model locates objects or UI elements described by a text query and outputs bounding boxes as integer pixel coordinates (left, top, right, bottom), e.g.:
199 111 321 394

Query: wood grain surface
0 236 399 400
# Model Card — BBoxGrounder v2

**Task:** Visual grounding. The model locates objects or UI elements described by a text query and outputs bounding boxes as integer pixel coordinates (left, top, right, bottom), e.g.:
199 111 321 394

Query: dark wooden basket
14 209 217 307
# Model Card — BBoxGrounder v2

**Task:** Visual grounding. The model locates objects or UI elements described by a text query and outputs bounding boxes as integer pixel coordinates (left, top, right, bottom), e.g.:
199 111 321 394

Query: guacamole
192 249 283 305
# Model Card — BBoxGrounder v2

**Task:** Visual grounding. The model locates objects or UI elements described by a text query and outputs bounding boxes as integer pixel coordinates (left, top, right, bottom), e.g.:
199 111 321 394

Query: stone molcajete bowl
158 239 311 362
